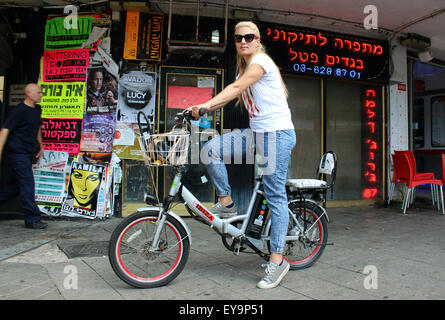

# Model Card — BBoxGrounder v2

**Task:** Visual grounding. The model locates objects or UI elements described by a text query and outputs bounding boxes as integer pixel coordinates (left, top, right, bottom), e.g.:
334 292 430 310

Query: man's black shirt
3 102 42 155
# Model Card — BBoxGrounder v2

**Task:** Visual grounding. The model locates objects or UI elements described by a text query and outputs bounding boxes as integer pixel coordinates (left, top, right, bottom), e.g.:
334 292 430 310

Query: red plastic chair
394 150 435 179
388 153 407 205
389 150 437 206
392 153 444 214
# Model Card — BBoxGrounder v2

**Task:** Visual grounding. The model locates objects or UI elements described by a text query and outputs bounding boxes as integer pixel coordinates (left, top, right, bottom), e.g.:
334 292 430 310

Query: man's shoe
211 202 238 218
25 221 48 229
257 259 290 289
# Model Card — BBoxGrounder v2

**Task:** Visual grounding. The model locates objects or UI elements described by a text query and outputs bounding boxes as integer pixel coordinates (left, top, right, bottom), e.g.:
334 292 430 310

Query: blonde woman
190 21 295 289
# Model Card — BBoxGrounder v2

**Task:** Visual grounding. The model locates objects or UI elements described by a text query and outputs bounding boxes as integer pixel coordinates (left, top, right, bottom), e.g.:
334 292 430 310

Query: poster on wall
85 67 118 113
117 71 156 124
41 118 83 155
79 112 117 158
62 162 107 219
113 123 144 160
123 11 163 61
80 67 118 162
44 14 110 51
42 49 90 82
32 150 69 203
39 82 86 118
44 15 93 50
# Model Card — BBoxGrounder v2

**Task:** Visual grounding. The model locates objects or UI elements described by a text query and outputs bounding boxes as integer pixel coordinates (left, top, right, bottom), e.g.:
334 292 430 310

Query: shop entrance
411 60 445 178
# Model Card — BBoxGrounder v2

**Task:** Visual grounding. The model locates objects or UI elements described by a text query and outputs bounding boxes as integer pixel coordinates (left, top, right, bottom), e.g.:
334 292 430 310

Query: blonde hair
234 21 288 106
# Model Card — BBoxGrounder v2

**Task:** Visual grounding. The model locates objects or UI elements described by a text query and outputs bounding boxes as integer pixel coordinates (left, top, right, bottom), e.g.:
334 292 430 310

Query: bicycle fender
136 206 192 245
288 198 330 222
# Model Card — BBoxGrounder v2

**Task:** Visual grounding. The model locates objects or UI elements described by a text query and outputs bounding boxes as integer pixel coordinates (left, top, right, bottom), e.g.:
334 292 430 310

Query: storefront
260 23 389 204
410 58 445 179
0 5 391 218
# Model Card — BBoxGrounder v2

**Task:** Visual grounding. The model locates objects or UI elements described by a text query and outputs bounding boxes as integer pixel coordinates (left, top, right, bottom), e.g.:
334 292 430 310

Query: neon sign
361 87 382 199
260 24 389 82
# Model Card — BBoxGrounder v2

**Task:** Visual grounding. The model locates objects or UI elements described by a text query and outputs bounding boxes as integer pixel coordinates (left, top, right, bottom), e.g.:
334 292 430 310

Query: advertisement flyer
39 82 86 119
41 118 83 155
32 150 69 204
117 71 156 124
62 162 106 219
42 49 90 82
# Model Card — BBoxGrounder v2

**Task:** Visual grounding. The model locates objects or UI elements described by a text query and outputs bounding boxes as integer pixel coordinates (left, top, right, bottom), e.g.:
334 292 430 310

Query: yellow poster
39 82 86 119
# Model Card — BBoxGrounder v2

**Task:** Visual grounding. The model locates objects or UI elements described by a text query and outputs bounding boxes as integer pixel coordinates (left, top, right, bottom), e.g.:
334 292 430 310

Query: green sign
44 16 93 50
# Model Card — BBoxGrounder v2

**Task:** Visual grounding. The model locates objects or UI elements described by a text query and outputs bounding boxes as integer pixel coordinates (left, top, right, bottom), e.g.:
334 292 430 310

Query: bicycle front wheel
282 200 328 270
108 210 190 288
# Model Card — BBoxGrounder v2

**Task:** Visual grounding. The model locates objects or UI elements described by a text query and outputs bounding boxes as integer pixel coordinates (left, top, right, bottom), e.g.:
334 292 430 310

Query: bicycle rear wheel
279 200 328 270
108 210 190 288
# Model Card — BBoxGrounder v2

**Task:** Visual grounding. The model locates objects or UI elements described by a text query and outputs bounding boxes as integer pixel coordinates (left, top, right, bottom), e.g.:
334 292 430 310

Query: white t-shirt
240 53 294 132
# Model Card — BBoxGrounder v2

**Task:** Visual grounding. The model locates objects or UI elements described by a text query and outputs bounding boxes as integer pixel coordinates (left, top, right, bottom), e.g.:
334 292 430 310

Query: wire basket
139 129 190 166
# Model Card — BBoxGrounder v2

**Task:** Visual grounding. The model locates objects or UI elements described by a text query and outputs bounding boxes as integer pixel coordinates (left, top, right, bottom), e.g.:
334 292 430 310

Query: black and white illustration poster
117 71 156 124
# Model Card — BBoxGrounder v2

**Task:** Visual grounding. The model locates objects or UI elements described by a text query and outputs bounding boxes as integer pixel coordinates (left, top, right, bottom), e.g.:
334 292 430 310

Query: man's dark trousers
0 152 41 223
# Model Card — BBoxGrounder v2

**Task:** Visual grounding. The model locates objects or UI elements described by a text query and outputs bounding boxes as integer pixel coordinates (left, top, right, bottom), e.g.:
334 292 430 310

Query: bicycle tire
268 200 328 270
108 210 190 288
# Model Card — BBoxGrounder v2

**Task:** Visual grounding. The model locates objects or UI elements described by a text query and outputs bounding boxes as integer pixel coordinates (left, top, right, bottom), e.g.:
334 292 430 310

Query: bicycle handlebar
137 107 207 134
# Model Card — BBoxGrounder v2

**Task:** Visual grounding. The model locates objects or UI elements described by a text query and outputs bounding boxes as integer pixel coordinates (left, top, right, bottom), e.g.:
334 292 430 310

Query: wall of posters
117 71 156 124
62 162 106 219
34 13 120 220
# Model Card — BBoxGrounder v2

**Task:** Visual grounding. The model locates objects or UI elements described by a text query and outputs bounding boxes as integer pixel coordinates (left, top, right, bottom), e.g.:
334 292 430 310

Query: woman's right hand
188 104 209 119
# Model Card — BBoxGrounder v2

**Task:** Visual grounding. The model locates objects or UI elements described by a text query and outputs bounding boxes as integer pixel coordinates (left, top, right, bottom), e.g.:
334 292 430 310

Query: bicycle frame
145 167 329 257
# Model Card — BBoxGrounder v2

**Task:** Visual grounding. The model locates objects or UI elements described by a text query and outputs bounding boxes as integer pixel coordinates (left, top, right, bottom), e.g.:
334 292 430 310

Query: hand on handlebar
187 105 209 120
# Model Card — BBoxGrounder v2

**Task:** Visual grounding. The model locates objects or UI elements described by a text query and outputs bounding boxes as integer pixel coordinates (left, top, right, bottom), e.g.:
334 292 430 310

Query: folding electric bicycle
108 109 334 288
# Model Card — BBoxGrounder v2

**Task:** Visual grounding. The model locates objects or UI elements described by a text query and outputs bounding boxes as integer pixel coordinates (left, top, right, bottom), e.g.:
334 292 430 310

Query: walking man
0 83 47 229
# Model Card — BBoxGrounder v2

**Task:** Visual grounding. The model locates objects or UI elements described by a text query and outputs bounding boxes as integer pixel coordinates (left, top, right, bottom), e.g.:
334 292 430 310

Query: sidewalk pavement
1 200 445 301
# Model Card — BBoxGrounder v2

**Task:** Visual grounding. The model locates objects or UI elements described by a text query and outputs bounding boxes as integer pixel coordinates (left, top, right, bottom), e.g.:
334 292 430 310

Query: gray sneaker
211 202 238 218
257 259 290 289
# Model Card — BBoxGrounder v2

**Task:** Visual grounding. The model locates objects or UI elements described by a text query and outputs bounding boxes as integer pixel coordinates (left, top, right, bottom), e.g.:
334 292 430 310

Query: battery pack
245 193 269 239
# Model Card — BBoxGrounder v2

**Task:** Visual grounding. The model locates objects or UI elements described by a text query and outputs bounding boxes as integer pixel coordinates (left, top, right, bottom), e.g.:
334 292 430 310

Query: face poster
86 67 118 113
62 162 106 219
117 71 156 124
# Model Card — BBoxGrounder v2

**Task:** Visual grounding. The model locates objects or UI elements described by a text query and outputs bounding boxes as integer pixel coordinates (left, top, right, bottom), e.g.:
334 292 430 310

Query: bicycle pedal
233 242 241 256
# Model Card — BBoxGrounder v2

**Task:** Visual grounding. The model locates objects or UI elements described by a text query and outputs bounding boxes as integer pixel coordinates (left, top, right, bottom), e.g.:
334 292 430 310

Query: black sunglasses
234 33 258 43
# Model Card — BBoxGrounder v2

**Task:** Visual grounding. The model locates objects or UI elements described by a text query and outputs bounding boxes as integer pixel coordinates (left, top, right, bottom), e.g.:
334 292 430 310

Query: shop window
167 0 228 54
431 96 445 147
159 66 224 210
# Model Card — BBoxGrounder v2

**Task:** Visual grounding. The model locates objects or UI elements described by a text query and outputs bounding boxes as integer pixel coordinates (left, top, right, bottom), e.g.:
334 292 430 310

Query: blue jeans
0 152 41 223
203 129 296 254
